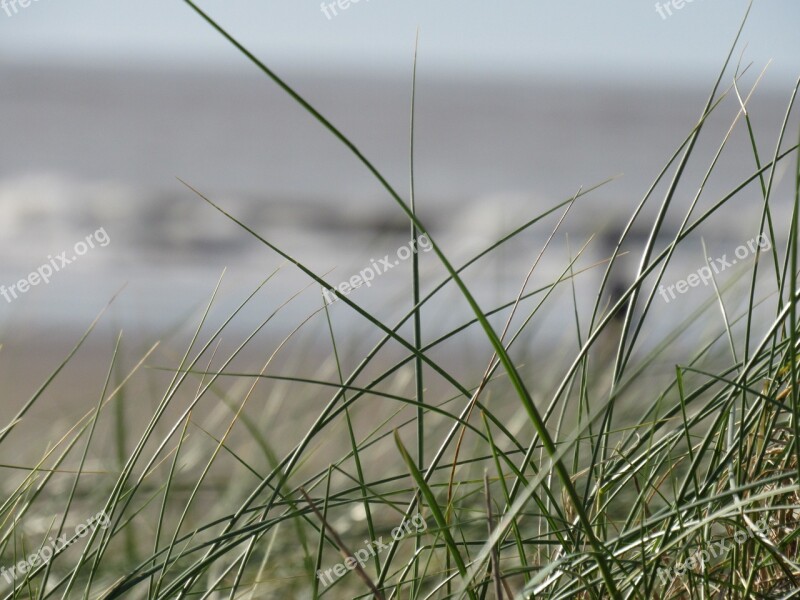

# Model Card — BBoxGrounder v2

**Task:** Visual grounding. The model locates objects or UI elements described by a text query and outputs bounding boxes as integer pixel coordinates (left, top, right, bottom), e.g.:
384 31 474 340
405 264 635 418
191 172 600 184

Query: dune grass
1 2 800 598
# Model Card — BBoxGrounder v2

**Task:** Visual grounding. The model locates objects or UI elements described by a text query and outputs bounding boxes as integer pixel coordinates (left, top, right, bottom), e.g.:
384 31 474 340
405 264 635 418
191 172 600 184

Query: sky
0 0 798 85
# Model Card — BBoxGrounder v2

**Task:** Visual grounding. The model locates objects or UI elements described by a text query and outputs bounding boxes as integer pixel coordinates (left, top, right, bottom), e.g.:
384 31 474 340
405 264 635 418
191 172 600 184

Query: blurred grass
1 1 800 598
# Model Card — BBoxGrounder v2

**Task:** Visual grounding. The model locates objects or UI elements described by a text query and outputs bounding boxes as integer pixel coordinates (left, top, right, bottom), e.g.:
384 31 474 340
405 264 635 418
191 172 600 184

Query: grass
1 1 800 598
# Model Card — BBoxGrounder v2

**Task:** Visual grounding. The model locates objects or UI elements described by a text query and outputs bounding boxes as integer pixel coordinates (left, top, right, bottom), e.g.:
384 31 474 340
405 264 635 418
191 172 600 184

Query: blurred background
0 0 799 412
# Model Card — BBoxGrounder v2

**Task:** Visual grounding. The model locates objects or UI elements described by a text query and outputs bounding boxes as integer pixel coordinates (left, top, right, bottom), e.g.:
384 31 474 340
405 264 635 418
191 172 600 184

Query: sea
0 62 796 350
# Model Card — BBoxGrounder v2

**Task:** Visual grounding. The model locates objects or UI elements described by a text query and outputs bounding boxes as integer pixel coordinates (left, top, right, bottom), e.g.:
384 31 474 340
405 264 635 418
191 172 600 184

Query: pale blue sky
0 1 798 84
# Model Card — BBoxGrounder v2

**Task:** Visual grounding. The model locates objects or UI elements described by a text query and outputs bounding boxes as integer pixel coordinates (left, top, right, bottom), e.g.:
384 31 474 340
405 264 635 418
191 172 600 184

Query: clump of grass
1 1 800 598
